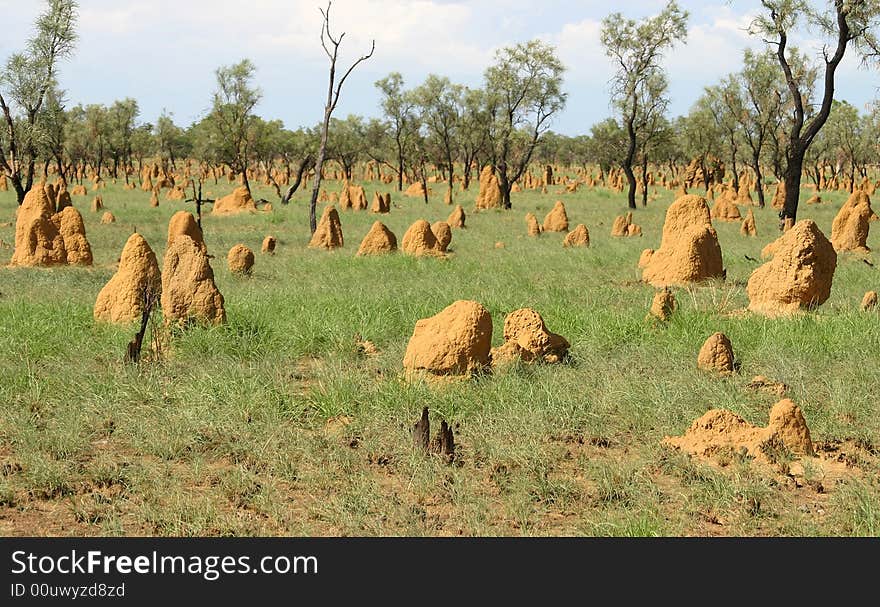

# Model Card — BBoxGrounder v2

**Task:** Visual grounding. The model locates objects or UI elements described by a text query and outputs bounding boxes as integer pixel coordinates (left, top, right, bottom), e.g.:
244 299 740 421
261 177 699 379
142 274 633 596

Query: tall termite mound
94 233 162 323
747 220 836 316
563 224 590 248
543 201 569 232
525 212 542 236
611 212 641 237
161 235 226 325
371 191 390 213
10 185 67 267
401 220 443 257
51 206 92 265
309 205 344 250
491 308 570 366
662 399 813 463
740 209 757 237
403 300 493 378
710 188 742 222
830 189 877 253
431 221 452 253
641 195 724 287
212 186 257 215
227 244 255 275
648 287 676 321
696 332 735 374
167 211 205 252
475 166 501 209
356 221 397 256
448 204 466 229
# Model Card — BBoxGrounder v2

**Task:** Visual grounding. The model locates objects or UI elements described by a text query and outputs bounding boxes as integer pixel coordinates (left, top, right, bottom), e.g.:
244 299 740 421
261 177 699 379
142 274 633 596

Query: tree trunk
752 151 765 208
781 149 804 226
640 154 649 207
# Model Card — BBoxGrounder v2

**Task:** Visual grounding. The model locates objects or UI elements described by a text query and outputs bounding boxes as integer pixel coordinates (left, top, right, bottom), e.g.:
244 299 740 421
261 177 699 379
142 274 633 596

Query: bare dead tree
307 1 375 234
185 178 214 229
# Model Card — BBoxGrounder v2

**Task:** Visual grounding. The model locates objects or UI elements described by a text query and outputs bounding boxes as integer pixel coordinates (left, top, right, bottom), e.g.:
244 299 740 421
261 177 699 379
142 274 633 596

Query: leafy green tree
375 72 418 192
601 0 688 208
484 39 566 209
0 0 78 203
412 75 464 202
750 0 880 223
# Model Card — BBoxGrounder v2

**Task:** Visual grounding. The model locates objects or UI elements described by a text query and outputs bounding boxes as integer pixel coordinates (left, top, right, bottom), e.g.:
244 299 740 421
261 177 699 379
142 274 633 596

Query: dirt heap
401 220 442 256
697 332 735 374
771 181 785 210
648 287 676 321
261 235 277 254
71 184 87 196
309 206 344 250
402 300 493 378
611 212 641 237
563 224 590 248
101 212 116 224
432 221 452 253
641 195 724 287
50 206 92 266
710 189 742 221
861 290 878 311
10 185 67 267
405 182 429 198
161 235 226 325
339 182 352 209
91 196 103 212
227 244 255 275
350 185 368 210
490 308 569 366
662 399 813 463
94 233 162 324
747 220 837 316
830 190 877 253
212 187 257 215
448 204 466 228
167 211 205 252
0 173 7 191
543 201 569 232
525 212 542 236
166 186 186 201
740 208 757 237
371 191 390 213
806 194 822 205
150 189 160 207
475 166 502 209
356 221 397 256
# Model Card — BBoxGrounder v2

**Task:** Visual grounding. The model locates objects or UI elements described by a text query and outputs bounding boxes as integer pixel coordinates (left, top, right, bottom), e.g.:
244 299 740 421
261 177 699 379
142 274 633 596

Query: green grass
0 174 878 536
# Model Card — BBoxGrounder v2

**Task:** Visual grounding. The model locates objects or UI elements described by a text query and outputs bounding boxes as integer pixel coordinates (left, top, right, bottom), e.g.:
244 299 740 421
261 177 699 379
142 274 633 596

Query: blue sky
0 0 877 135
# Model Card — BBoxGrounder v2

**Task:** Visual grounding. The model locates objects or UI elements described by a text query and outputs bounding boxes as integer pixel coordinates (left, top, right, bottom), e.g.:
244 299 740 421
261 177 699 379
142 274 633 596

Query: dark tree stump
412 407 430 453
430 420 455 463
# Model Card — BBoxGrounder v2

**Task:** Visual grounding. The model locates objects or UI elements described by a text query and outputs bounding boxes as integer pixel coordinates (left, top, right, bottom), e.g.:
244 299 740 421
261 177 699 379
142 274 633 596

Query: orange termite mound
525 212 542 236
402 300 493 378
830 189 877 253
212 186 257 216
662 399 814 463
261 235 277 254
51 206 93 266
167 211 206 252
747 220 836 316
431 221 452 253
308 206 344 250
401 220 443 257
641 195 724 287
371 191 390 213
542 201 569 232
447 204 466 229
648 287 676 321
475 166 502 209
356 221 397 256
161 235 226 326
740 209 757 237
10 186 67 267
94 232 162 324
710 188 742 222
227 244 255 275
563 224 590 248
696 332 735 374
490 308 570 366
